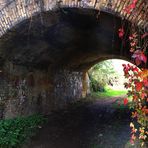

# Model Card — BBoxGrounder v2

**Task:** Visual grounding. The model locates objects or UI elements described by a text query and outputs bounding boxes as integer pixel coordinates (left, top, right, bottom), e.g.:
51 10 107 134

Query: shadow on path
28 97 134 148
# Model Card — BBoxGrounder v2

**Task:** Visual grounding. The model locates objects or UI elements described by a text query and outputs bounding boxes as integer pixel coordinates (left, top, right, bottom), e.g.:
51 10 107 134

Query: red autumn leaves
123 64 148 93
132 49 147 66
130 122 137 145
118 27 124 39
120 1 148 144
128 33 147 65
123 98 128 106
118 29 147 66
134 81 143 91
123 0 138 14
128 33 138 53
123 64 148 145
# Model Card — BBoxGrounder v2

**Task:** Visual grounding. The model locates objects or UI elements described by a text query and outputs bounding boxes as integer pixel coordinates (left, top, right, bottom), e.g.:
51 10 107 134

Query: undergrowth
0 114 47 148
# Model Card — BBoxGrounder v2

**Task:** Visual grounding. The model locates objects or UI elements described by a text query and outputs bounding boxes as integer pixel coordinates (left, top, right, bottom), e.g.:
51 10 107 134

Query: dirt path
26 97 143 148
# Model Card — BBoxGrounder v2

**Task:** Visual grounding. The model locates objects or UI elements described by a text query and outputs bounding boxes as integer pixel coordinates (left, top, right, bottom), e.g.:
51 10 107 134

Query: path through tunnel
0 4 147 147
27 58 136 148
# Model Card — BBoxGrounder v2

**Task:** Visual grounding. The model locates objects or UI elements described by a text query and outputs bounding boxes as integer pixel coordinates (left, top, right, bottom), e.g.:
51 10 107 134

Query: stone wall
53 70 83 109
0 61 89 119
0 61 55 119
0 0 146 38
82 72 90 98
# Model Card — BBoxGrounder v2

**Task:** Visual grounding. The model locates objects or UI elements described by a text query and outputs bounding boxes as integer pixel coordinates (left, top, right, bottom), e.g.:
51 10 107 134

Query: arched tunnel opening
87 59 136 98
0 3 147 147
0 7 132 119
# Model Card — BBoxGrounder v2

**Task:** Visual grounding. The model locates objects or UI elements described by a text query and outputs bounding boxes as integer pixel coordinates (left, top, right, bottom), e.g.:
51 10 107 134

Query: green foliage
89 60 117 92
89 77 101 92
0 114 47 148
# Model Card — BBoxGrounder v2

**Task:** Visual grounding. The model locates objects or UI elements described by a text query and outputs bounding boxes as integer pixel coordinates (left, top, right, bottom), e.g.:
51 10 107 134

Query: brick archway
0 0 147 119
0 0 147 37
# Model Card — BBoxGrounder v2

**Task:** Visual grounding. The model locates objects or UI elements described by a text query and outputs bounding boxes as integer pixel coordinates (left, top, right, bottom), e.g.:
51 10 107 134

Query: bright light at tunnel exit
105 59 139 90
89 59 140 93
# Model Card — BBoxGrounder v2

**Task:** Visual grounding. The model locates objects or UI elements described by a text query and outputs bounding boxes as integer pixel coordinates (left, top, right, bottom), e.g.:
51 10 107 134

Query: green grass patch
0 114 47 148
92 88 127 98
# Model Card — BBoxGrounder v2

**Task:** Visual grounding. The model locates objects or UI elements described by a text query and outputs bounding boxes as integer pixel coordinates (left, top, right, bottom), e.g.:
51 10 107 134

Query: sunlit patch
107 59 140 91
89 59 140 98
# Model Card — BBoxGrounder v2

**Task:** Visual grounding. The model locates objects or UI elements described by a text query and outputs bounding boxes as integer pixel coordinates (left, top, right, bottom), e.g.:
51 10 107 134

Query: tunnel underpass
0 0 148 147
0 6 133 118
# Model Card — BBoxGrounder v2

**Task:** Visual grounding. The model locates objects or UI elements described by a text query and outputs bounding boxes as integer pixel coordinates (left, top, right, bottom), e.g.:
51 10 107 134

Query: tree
89 60 117 92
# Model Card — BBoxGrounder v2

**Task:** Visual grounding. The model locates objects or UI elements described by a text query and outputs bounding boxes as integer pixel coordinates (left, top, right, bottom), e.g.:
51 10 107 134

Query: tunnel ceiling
0 1 147 71
0 0 148 69
0 0 147 33
0 8 130 70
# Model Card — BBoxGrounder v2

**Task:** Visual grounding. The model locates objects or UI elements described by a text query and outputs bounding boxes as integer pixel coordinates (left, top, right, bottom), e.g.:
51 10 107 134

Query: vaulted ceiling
60 0 148 30
0 8 130 70
0 0 147 70
0 0 147 37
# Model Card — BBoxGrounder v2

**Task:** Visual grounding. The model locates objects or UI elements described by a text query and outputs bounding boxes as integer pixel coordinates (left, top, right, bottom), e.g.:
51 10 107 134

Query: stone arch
82 57 141 98
0 0 147 37
0 1 147 119
78 55 131 72
81 56 133 98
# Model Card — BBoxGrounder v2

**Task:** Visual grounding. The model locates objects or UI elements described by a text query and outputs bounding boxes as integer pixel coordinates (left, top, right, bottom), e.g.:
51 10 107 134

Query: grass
92 87 127 98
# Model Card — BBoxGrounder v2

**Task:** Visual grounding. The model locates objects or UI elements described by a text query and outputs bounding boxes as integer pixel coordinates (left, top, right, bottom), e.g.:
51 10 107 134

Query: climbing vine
118 0 148 146
122 64 148 146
